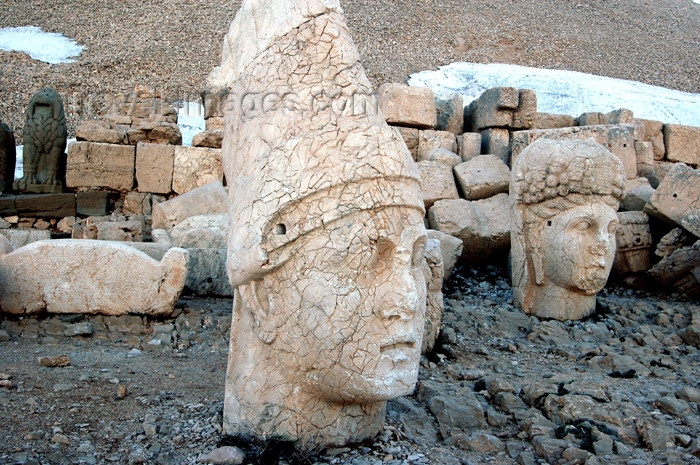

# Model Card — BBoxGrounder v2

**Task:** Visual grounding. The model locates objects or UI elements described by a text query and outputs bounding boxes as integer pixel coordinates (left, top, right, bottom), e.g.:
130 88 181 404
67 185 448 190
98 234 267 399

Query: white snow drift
0 26 83 64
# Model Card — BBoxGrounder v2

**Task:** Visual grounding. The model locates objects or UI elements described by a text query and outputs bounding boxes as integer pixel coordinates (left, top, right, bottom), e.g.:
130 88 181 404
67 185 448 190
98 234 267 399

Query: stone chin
571 265 613 295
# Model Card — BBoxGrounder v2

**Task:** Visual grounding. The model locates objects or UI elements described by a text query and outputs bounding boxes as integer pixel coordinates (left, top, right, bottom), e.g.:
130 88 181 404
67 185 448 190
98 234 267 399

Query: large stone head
217 0 427 446
511 138 626 320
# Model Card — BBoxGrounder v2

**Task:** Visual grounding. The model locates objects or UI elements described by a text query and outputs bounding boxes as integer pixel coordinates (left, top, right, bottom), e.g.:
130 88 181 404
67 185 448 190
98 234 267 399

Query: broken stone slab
0 240 188 315
168 213 228 249
681 211 700 238
127 121 182 145
172 146 223 195
376 83 437 129
663 124 700 166
620 177 655 212
458 132 482 162
647 240 700 297
454 154 510 200
95 219 144 242
136 143 174 194
435 94 464 134
421 238 444 354
656 228 695 259
480 128 510 164
612 212 652 275
0 229 51 250
417 130 458 159
417 148 461 167
417 160 460 209
634 141 656 184
464 87 537 131
428 194 511 263
576 112 605 126
15 194 76 218
511 124 638 179
427 229 463 277
123 192 153 216
604 108 635 125
151 181 228 230
644 163 700 225
191 130 223 149
635 118 665 160
77 191 109 217
534 113 575 130
76 120 128 145
66 142 135 191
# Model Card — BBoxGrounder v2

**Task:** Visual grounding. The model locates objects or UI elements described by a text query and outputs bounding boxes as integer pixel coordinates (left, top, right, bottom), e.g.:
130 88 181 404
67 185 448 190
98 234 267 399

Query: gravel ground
1 0 699 141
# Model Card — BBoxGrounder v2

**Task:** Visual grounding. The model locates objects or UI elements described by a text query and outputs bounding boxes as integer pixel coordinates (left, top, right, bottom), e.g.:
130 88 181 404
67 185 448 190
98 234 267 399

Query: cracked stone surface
217 0 426 447
0 240 188 316
511 138 626 321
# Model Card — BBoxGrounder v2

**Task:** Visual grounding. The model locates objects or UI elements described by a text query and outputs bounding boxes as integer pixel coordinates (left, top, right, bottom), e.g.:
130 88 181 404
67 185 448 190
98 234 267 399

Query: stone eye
574 220 591 231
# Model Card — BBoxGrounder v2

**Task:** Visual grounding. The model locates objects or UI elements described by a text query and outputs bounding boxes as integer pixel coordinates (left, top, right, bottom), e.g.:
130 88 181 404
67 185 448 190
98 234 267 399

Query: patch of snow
177 102 205 147
14 139 76 181
408 62 700 127
0 26 83 64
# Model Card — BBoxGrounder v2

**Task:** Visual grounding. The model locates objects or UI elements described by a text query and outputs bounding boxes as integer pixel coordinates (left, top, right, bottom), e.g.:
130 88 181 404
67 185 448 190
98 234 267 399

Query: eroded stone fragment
214 0 427 447
435 94 464 134
376 83 437 129
663 124 700 165
427 229 463 277
511 138 626 320
454 154 510 200
136 143 174 194
465 87 537 131
612 212 652 275
422 238 444 353
645 163 700 225
459 133 482 162
417 160 460 209
0 240 188 315
620 177 654 212
169 213 228 249
151 181 227 230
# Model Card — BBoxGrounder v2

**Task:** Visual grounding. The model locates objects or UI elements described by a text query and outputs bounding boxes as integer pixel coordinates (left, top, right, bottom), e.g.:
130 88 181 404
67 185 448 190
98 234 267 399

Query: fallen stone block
66 142 135 191
151 181 228 230
15 194 76 218
533 112 575 130
644 163 700 225
169 213 228 249
480 128 510 164
191 130 223 149
172 146 223 195
636 118 665 160
604 108 634 124
417 130 457 159
0 240 188 315
576 112 605 126
458 132 481 162
663 124 700 166
123 192 153 216
76 120 127 145
428 194 511 262
185 248 232 297
511 124 638 179
465 87 536 131
376 83 437 129
136 143 174 194
620 177 655 212
427 229 463 277
416 161 459 209
0 229 50 249
648 240 700 297
612 212 652 275
682 211 700 238
76 191 109 217
95 219 144 242
435 94 464 134
655 228 694 259
418 148 461 167
635 141 656 182
454 154 510 200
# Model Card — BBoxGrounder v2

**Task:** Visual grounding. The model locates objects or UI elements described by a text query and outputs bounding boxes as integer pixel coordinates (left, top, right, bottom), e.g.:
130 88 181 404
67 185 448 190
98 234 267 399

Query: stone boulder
435 94 464 134
418 148 461 167
454 155 510 200
620 177 655 212
167 213 228 249
95 219 144 242
151 182 228 230
458 133 481 162
376 83 437 129
648 240 700 297
0 240 188 315
185 248 232 297
427 229 463 277
417 130 458 159
192 130 224 149
645 163 700 226
428 194 512 262
396 127 419 160
76 120 128 145
417 161 459 209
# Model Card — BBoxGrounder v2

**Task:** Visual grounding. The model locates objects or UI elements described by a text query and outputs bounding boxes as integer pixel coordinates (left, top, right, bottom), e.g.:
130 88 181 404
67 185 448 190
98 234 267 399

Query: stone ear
532 249 545 286
239 281 277 344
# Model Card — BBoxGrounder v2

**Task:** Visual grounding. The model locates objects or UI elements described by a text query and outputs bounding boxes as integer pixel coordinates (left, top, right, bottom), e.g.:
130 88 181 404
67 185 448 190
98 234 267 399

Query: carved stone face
538 203 619 295
260 207 427 403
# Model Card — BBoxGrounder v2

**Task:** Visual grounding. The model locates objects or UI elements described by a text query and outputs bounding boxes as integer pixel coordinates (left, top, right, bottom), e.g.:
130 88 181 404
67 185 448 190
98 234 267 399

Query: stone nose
590 226 611 256
376 261 421 321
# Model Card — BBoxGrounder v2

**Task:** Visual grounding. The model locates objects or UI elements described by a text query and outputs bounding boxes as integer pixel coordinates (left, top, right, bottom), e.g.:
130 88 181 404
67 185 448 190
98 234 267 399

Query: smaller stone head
511 138 626 320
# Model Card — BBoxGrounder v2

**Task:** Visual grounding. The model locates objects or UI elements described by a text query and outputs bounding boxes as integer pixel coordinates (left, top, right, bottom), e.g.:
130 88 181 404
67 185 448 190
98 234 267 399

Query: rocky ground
1 264 699 465
1 0 699 141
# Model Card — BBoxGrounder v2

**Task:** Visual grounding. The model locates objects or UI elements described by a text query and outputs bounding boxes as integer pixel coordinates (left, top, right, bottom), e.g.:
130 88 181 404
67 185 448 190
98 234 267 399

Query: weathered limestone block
465 87 536 131
645 163 700 225
620 177 655 212
120 241 171 260
511 125 638 179
634 141 655 179
534 113 575 130
510 138 626 321
0 118 16 194
655 228 694 259
376 83 437 129
576 112 605 126
172 146 223 195
417 160 460 209
66 142 135 191
191 130 223 149
169 213 228 249
15 193 76 218
417 130 458 159
205 117 224 131
151 181 228 230
454 155 510 200
124 192 153 216
126 121 182 146
396 127 419 160
636 119 665 160
185 248 232 297
0 229 50 249
435 94 464 134
418 148 461 167
422 238 444 354
95 219 144 242
663 124 700 166
458 133 482 162
604 108 634 125
214 0 427 447
480 128 510 164
14 88 67 194
76 120 127 145
428 194 512 263
612 212 652 275
77 191 110 217
427 229 463 278
0 240 188 315
648 240 700 297
682 211 700 238
653 160 675 183
95 87 178 124
136 143 174 194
